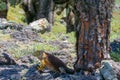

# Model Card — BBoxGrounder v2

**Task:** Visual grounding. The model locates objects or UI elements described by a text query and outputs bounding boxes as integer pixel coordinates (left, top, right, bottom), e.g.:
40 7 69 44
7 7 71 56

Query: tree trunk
34 0 54 32
0 0 8 18
74 0 114 72
66 6 75 33
21 0 37 23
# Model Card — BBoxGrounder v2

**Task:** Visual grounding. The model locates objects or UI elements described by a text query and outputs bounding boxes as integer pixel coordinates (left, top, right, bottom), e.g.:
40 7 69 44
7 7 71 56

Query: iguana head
33 50 45 60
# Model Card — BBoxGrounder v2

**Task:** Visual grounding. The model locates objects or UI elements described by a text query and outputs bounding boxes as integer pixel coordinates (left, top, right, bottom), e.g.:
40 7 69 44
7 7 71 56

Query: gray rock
107 60 120 80
2 27 13 34
11 29 43 42
19 55 39 63
61 36 69 41
59 42 71 49
10 74 21 80
29 18 50 33
41 73 54 80
0 18 7 24
100 61 118 80
0 65 22 79
94 69 103 80
0 52 16 65
0 41 19 50
0 20 23 31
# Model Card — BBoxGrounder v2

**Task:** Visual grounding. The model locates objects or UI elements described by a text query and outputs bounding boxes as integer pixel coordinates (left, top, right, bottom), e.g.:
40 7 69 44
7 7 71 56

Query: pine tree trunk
74 0 114 72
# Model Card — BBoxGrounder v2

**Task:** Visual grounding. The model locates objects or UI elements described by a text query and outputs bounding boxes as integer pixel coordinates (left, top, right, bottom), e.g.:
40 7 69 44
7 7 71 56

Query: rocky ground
0 18 120 80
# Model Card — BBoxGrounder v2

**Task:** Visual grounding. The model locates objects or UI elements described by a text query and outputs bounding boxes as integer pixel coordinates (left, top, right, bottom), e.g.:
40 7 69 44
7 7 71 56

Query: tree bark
0 0 8 18
74 0 114 72
21 0 36 23
66 5 75 33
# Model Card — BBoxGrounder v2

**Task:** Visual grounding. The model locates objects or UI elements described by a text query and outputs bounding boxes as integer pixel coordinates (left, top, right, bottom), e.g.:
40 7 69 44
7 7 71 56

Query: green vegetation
0 30 11 41
8 42 59 59
0 1 7 11
3 2 120 61
110 51 120 62
7 5 26 24
110 9 120 41
115 0 120 3
110 0 120 61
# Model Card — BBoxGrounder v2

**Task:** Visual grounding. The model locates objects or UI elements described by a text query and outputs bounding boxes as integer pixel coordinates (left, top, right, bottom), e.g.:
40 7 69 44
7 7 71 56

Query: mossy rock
0 2 7 11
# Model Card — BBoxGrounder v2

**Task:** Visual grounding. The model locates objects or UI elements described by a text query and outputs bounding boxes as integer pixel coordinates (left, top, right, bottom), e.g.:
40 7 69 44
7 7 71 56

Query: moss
110 52 120 62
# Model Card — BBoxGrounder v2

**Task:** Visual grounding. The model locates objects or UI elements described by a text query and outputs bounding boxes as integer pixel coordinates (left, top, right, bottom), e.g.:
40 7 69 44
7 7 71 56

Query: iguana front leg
37 60 46 71
37 64 45 71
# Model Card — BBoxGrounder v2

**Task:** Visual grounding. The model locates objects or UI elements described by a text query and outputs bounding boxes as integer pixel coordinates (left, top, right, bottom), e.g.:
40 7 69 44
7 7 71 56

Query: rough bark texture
21 0 37 23
66 9 75 33
74 0 114 72
36 0 54 31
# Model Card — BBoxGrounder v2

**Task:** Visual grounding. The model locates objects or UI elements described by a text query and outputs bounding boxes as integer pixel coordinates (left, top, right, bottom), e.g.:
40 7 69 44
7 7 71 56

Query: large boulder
100 60 119 80
29 18 50 33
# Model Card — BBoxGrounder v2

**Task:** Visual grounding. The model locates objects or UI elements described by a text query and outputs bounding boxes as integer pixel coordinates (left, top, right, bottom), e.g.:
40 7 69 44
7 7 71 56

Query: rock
19 55 39 63
11 29 43 42
49 40 61 46
11 31 29 41
0 66 19 79
10 74 21 80
100 61 118 80
0 18 7 29
55 77 70 80
114 4 120 10
49 40 73 50
107 60 120 80
94 69 103 80
59 42 72 49
24 65 43 80
59 20 66 25
61 36 69 41
0 18 7 23
54 72 97 80
41 73 54 80
29 18 50 33
0 41 18 50
1 60 119 80
2 27 13 34
0 20 23 31
0 65 26 80
0 52 17 65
